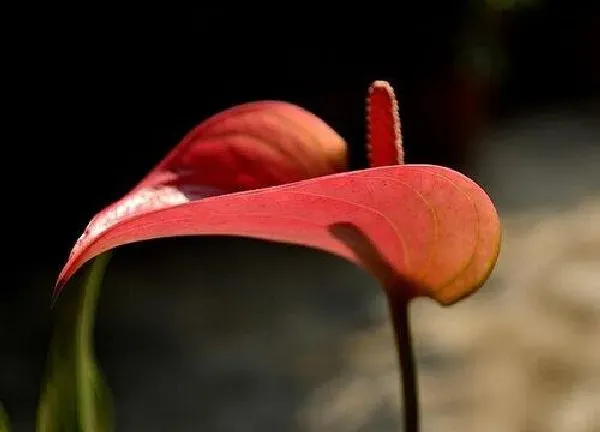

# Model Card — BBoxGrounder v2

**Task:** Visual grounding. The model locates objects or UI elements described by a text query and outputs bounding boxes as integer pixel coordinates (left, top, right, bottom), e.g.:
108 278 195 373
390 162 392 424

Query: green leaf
37 252 114 432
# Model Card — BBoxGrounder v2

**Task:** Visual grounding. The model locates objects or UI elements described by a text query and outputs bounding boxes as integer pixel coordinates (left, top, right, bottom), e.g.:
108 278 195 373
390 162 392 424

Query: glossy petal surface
57 165 501 305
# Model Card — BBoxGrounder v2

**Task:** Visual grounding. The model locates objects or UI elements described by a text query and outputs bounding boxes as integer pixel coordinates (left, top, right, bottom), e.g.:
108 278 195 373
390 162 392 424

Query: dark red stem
389 294 419 432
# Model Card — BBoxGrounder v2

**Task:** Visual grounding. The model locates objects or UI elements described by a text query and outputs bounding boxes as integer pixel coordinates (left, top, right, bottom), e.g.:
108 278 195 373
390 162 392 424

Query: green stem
389 295 419 432
75 252 112 431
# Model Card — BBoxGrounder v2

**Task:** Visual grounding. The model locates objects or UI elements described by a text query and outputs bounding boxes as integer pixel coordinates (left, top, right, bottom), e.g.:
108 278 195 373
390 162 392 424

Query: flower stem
37 252 114 432
389 294 420 432
76 252 112 431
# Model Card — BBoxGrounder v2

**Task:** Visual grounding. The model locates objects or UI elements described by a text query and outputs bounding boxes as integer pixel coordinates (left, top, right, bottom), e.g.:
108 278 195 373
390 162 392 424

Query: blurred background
3 1 600 430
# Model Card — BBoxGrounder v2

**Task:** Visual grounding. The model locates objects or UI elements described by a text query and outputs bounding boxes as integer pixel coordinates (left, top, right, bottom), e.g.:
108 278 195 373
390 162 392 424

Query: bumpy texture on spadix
367 80 403 166
56 83 501 306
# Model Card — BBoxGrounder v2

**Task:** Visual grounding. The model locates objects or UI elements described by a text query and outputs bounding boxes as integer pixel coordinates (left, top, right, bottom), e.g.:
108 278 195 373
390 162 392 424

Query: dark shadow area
94 237 396 431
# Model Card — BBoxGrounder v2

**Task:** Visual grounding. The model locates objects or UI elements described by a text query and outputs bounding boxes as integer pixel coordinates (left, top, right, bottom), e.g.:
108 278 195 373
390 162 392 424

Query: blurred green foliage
36 253 114 432
0 402 11 432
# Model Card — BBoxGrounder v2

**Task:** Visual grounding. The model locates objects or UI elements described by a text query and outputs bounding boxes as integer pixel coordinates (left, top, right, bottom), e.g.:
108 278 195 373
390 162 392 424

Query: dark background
9 2 599 268
3 2 600 430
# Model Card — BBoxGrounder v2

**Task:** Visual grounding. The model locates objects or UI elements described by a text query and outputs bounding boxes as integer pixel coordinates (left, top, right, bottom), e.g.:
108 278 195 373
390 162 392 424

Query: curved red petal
138 101 348 192
61 101 348 294
56 165 501 305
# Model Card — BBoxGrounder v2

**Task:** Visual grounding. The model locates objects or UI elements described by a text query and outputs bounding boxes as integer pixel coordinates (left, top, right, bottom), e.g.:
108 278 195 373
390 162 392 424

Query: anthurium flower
55 83 500 306
44 81 501 432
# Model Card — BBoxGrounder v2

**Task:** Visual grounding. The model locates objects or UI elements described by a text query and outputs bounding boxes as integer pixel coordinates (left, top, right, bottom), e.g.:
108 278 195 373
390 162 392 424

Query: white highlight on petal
70 186 190 257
